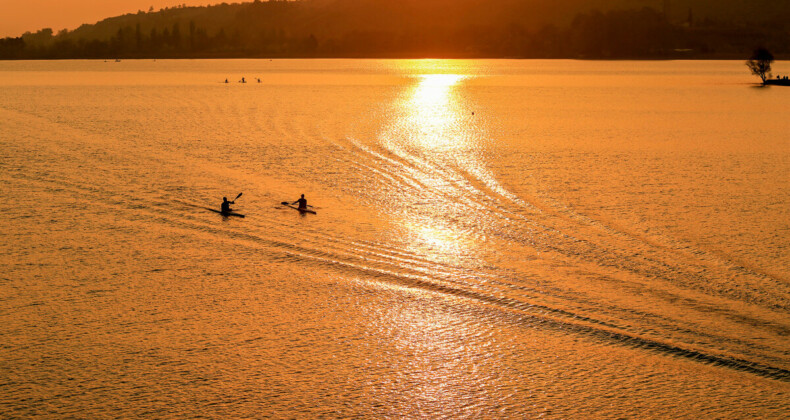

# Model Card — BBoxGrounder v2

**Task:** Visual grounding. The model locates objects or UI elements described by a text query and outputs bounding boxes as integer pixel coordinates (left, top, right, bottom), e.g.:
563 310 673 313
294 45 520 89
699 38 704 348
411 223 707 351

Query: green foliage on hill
2 0 788 59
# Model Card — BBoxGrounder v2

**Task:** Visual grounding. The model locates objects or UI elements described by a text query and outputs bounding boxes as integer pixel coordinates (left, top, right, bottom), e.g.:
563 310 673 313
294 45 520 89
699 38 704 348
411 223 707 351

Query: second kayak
286 205 316 214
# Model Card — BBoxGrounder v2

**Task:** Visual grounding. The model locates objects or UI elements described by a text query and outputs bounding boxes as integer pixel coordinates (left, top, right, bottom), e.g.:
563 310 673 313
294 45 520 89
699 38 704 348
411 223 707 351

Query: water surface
1 59 788 418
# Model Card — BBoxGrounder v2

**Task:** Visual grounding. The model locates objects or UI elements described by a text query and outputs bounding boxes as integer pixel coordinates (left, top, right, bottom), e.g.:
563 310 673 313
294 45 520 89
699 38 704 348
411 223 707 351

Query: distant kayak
206 208 245 218
286 205 316 214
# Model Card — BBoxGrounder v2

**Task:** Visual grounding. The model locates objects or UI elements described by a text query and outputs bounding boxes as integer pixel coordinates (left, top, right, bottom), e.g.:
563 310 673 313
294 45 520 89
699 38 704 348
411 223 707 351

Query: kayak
206 208 246 218
286 205 316 214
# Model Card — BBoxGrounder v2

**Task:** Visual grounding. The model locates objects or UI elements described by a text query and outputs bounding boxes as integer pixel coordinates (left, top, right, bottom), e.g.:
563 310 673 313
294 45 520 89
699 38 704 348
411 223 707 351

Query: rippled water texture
1 59 789 418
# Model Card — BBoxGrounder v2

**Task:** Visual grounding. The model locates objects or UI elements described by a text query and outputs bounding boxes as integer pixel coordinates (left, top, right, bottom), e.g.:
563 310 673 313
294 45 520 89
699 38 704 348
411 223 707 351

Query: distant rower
292 194 307 210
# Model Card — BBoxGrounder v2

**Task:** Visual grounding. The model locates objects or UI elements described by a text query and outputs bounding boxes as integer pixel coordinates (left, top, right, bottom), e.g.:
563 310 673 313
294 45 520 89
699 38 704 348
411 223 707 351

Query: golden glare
405 222 468 260
376 66 482 268
402 74 466 151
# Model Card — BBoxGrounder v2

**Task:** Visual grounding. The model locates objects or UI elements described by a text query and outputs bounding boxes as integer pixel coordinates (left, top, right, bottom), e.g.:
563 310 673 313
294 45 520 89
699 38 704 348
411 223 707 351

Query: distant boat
115 59 121 62
765 78 790 86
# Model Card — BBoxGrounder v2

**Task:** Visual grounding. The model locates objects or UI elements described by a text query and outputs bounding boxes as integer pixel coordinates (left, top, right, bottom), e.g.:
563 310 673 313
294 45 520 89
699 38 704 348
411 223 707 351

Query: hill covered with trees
1 0 788 59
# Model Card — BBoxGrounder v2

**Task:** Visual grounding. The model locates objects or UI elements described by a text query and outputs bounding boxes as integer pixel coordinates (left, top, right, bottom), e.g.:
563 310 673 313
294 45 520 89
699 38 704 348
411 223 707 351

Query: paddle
229 192 242 206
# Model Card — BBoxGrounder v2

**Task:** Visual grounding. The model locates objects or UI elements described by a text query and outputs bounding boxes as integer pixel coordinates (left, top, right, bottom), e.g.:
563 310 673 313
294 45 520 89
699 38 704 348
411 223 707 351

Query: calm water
1 59 789 418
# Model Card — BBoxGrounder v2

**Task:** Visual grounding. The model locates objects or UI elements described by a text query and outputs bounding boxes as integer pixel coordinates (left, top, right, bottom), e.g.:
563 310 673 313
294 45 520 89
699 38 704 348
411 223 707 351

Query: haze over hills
2 0 788 59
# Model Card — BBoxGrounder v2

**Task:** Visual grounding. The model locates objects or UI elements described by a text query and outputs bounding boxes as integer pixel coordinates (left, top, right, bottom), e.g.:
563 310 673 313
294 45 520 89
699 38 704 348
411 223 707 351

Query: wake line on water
129 204 790 382
159 212 790 381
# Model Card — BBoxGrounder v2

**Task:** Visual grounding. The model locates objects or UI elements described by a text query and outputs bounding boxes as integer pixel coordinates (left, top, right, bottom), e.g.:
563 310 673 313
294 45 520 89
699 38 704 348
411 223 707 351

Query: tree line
1 0 788 59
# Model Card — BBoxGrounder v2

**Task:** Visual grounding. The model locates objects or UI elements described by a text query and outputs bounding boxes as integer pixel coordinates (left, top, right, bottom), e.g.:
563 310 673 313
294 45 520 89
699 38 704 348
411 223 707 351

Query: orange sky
0 1 214 37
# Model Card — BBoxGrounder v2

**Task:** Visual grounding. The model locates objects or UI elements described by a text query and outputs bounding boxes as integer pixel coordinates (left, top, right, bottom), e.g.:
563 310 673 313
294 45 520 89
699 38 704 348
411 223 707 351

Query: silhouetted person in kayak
292 194 307 210
221 196 235 213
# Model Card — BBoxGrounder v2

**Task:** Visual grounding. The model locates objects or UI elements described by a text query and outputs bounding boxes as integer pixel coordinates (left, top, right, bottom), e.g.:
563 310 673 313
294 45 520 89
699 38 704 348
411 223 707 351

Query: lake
1 59 788 418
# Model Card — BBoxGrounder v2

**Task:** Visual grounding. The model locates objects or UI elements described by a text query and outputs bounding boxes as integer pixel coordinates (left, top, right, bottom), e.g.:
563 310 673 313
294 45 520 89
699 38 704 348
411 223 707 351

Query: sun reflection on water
373 65 495 271
405 222 469 259
412 74 466 109
399 74 467 151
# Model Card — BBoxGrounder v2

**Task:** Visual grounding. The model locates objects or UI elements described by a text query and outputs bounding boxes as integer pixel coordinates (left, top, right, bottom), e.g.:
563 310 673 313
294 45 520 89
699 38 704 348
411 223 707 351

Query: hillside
1 0 788 59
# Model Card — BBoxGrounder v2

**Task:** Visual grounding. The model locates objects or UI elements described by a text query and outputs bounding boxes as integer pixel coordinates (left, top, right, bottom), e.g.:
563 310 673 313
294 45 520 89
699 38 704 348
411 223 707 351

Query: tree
0 37 26 59
171 23 182 49
22 28 53 47
746 47 774 84
135 24 142 51
189 20 196 51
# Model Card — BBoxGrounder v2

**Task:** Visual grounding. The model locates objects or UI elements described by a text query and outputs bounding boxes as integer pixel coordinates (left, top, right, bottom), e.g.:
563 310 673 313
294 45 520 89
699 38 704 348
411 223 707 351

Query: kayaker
221 196 235 213
292 194 307 210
